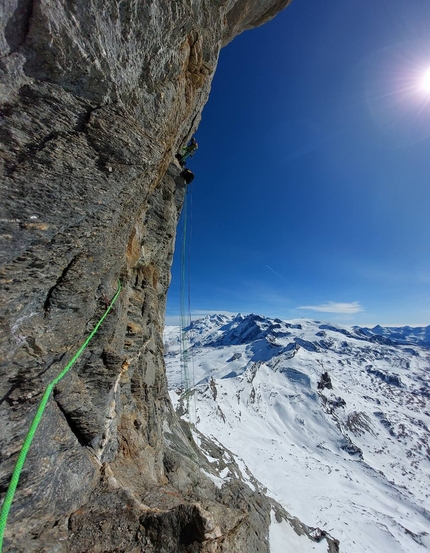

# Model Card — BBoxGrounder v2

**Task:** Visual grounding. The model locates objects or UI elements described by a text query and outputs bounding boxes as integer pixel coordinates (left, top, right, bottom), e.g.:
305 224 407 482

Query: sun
422 67 430 92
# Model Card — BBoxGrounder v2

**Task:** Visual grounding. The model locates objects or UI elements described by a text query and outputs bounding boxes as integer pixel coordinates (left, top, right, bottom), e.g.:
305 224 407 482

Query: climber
176 137 198 166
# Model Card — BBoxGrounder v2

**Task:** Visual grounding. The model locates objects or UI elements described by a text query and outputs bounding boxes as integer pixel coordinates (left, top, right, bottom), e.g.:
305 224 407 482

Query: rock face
1 0 293 551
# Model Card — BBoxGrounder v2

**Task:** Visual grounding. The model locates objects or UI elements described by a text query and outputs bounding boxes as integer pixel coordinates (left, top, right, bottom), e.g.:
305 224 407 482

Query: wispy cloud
297 301 364 314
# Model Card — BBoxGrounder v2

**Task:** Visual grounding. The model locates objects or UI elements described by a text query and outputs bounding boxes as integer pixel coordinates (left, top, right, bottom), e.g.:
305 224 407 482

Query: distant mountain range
356 324 430 348
165 314 430 553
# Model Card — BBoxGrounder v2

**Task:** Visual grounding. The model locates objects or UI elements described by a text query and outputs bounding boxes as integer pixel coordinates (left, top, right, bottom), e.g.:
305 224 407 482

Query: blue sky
166 0 430 327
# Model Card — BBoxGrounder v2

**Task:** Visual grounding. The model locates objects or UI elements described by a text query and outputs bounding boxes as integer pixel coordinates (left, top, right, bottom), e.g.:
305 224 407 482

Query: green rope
0 280 122 552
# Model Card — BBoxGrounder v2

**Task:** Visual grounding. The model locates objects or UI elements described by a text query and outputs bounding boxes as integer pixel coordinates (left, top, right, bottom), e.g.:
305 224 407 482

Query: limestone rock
1 1 295 551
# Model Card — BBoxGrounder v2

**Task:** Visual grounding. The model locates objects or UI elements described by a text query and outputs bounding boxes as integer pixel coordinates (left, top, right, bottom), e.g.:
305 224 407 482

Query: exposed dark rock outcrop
317 371 333 390
320 395 346 414
366 367 403 387
0 0 296 551
340 440 364 460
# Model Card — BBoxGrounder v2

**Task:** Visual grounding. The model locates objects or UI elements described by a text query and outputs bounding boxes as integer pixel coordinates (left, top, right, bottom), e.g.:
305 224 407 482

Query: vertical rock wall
0 0 292 551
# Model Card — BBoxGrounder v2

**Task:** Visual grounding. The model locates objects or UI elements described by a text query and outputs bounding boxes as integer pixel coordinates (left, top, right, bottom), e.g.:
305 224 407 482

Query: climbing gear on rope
0 280 122 553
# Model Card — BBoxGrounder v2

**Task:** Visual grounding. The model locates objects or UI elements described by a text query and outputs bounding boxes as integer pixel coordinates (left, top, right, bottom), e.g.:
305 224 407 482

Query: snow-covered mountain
164 314 430 553
355 324 430 348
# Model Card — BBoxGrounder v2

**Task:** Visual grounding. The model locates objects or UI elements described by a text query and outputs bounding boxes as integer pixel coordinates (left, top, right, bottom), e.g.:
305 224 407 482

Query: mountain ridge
183 312 430 348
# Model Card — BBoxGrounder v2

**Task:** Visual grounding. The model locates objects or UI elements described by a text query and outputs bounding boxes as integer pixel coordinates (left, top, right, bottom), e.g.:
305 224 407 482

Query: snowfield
164 314 430 553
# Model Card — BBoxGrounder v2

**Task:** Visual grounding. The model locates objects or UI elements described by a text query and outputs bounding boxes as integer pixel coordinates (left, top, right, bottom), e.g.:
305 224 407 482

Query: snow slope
165 314 430 552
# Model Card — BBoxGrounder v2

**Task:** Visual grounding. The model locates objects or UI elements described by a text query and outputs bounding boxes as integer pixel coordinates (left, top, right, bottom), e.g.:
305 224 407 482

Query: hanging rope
179 185 194 418
187 188 197 424
0 280 122 553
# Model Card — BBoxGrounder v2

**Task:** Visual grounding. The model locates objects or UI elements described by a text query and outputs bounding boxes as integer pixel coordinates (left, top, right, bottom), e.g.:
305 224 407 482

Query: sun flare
422 67 430 92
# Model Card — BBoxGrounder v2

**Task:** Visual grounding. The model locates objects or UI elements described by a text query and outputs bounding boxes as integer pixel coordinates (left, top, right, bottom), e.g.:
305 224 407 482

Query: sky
166 0 430 328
